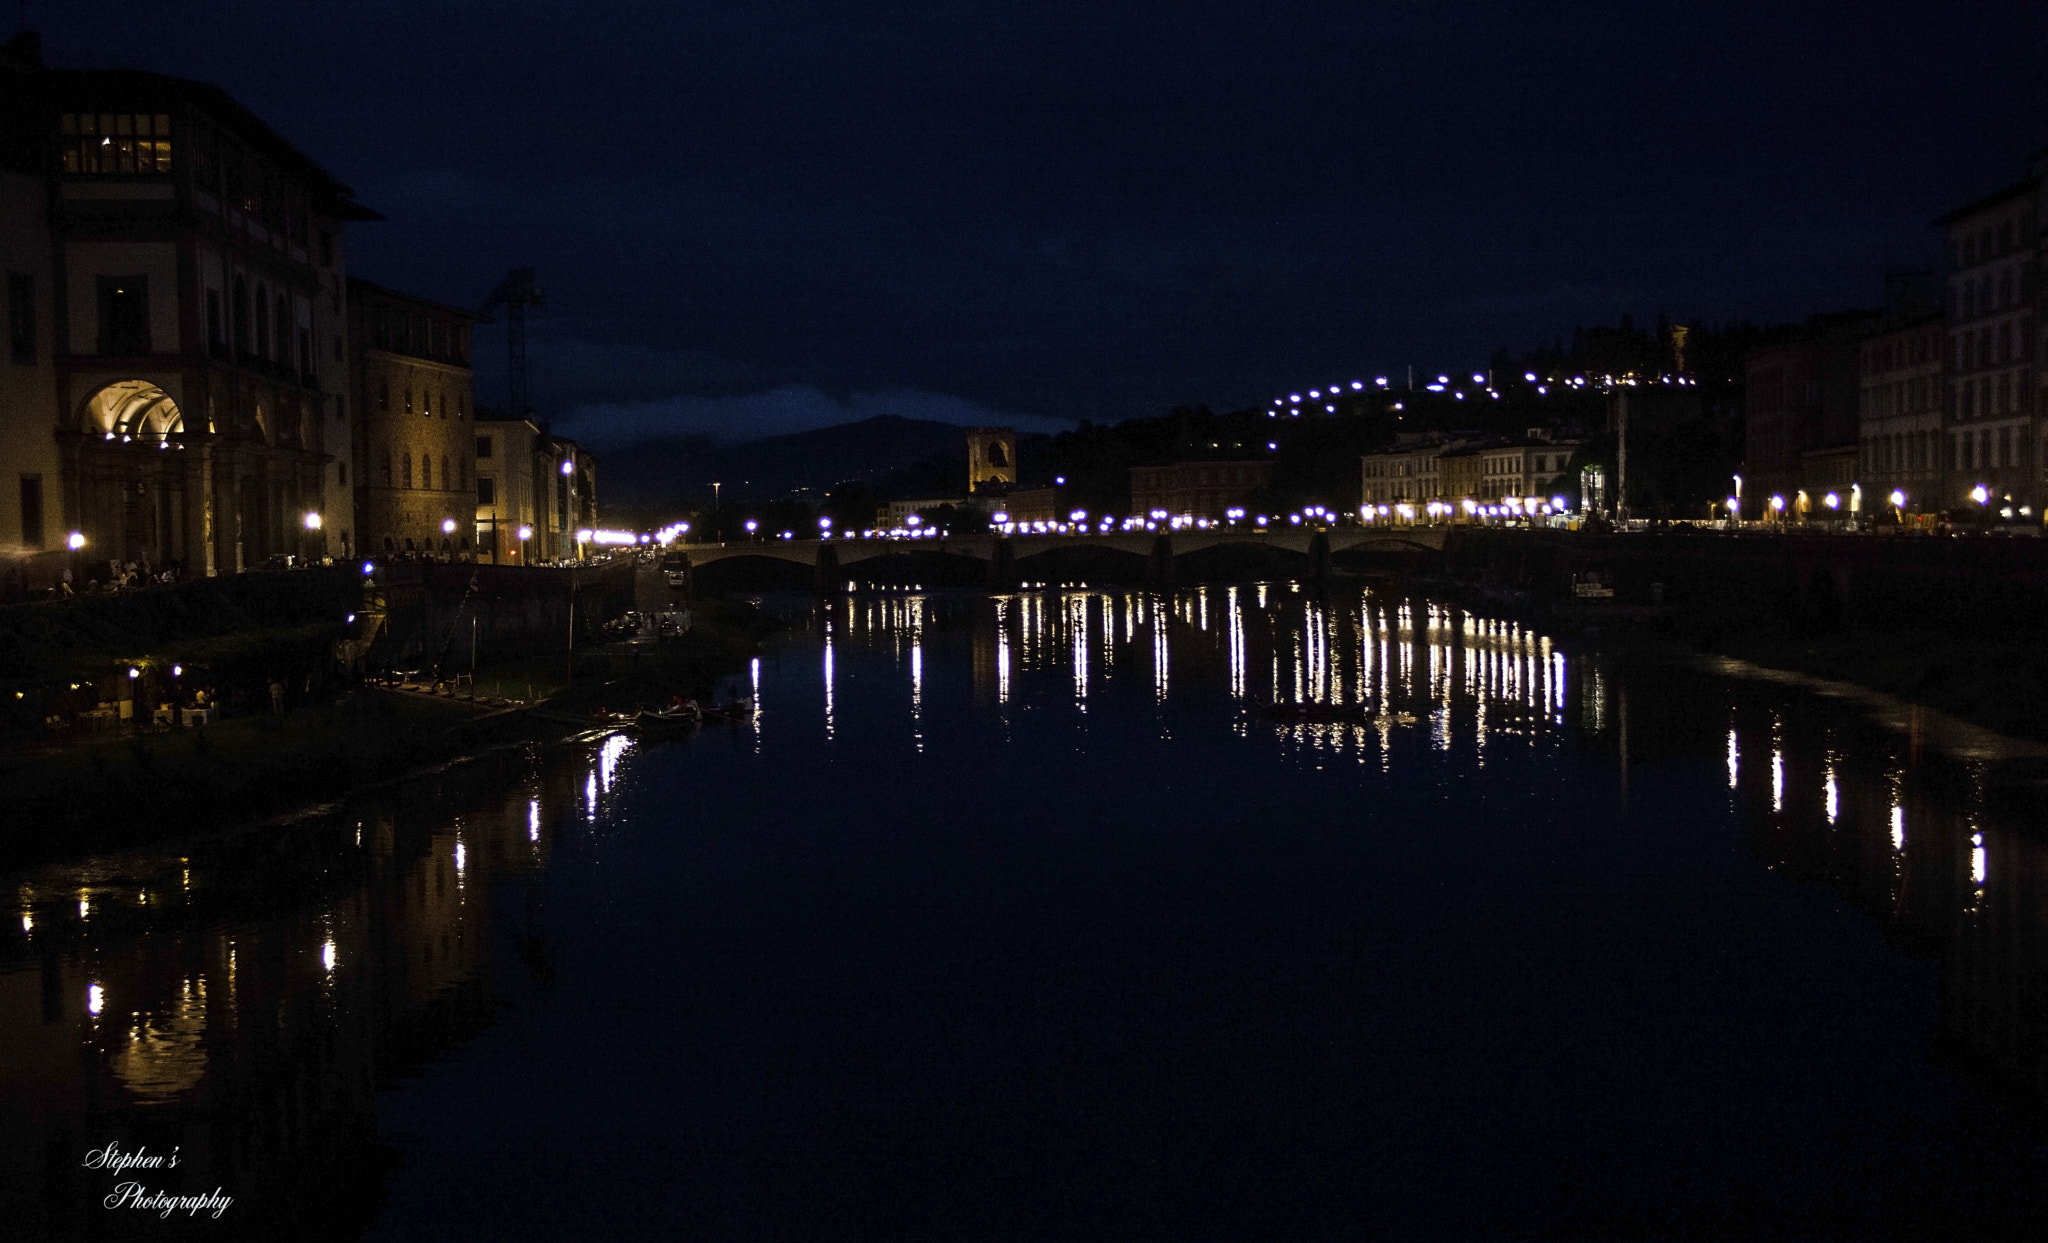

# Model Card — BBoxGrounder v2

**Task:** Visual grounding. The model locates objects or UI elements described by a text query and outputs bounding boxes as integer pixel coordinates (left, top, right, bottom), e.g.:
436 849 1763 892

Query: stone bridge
670 526 1447 590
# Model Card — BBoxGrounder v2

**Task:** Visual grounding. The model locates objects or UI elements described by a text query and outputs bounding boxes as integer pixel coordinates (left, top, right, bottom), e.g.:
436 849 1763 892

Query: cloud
551 385 1073 448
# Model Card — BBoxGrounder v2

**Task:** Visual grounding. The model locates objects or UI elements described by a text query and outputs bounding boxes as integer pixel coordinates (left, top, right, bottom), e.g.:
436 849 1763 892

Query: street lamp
1971 484 1990 506
67 531 85 550
303 511 322 530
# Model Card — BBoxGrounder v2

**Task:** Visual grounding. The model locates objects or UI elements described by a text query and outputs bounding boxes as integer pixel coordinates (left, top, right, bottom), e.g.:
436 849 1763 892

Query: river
6 583 2048 1239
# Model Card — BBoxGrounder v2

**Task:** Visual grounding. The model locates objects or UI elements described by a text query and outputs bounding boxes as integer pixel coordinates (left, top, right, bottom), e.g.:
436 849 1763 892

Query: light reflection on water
7 583 2048 1235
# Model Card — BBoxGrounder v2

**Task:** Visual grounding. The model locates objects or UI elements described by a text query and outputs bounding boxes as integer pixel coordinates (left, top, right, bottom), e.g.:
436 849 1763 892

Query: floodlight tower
479 268 545 416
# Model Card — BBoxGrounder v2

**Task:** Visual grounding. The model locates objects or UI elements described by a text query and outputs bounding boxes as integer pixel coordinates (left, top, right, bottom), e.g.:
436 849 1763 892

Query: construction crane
478 267 544 417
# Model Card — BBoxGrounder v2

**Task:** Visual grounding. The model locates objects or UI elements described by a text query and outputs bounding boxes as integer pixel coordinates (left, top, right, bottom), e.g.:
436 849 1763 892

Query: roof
348 276 485 323
1932 173 2040 226
41 67 382 220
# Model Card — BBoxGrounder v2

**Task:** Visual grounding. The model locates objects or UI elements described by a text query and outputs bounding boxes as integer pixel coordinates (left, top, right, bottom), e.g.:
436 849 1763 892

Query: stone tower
966 426 1017 494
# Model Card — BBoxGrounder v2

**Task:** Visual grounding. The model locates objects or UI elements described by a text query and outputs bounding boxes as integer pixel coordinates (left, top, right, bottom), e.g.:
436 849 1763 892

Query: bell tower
966 426 1016 494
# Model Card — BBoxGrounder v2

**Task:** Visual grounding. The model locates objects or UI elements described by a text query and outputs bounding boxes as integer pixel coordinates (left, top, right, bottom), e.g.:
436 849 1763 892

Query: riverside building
0 32 373 582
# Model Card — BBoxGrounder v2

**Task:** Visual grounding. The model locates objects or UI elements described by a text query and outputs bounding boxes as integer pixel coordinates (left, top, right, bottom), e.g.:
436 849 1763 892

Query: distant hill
598 415 974 508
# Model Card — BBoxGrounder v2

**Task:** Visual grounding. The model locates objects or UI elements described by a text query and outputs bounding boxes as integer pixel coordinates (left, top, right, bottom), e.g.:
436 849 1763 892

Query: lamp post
65 530 85 595
517 524 533 565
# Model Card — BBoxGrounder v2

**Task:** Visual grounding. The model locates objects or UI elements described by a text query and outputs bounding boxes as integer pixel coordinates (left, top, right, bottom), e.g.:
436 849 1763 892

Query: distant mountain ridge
598 414 974 508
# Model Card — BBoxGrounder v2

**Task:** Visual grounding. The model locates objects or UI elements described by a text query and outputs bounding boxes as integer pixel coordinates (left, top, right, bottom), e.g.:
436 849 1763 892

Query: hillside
597 415 974 508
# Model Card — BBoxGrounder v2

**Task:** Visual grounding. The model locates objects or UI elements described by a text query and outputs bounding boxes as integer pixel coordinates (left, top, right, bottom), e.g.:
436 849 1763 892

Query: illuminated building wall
348 279 479 560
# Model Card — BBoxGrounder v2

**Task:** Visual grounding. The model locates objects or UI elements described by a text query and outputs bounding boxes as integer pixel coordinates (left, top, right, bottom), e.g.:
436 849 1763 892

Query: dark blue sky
33 1 2048 445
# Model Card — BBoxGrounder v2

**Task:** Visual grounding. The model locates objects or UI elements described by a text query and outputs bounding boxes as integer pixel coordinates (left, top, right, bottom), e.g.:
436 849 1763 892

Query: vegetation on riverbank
0 594 774 870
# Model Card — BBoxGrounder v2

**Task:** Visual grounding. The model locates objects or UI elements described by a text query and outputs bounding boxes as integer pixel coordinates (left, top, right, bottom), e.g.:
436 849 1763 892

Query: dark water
7 584 2048 1239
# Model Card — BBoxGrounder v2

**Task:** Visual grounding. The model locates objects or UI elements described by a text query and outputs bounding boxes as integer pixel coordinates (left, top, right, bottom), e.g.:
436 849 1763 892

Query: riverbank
0 594 773 870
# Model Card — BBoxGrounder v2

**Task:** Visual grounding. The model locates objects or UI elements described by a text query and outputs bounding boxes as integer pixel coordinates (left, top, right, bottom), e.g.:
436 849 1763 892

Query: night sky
30 1 2048 447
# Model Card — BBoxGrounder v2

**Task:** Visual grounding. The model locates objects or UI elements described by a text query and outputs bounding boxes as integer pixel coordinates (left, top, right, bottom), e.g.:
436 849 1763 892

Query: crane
478 268 545 417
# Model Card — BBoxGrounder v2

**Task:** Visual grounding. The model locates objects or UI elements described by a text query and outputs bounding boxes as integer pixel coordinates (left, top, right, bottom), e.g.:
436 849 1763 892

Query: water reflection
807 583 2048 1101
11 582 2048 1236
0 746 594 1239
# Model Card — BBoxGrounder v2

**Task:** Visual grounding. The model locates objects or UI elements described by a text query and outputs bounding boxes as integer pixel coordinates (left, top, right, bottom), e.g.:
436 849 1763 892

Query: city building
0 32 374 582
1742 311 1876 514
1359 433 1456 508
1479 436 1580 505
547 436 596 559
1438 445 1488 511
1857 300 1945 516
348 278 479 559
473 413 545 564
878 496 970 526
998 484 1061 524
1936 156 2042 513
1128 459 1270 518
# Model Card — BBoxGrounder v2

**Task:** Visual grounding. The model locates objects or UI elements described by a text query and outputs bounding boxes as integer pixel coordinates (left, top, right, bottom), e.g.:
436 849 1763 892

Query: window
403 389 413 416
441 456 450 490
253 282 269 358
205 289 223 354
401 454 411 488
337 462 347 488
319 231 333 268
274 293 287 361
476 435 493 459
233 276 250 353
19 474 44 550
422 455 432 489
59 112 173 174
457 459 465 489
7 272 32 364
422 389 432 418
378 382 389 412
96 275 149 355
477 477 496 505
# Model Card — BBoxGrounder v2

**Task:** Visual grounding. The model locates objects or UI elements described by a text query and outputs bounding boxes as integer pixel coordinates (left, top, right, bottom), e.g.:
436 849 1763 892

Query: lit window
59 113 173 175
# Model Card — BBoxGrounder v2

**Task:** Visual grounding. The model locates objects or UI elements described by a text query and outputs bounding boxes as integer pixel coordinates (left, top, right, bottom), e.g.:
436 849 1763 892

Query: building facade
1742 312 1875 510
348 279 479 559
1479 438 1580 504
0 34 373 582
1857 313 1945 513
1128 459 1270 517
1359 433 1458 508
1937 161 2041 512
473 414 542 564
